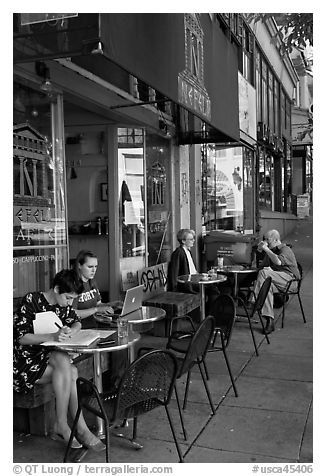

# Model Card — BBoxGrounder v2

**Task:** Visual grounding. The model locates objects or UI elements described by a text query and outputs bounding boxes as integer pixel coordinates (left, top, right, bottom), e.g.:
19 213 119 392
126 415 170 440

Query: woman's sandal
50 432 82 449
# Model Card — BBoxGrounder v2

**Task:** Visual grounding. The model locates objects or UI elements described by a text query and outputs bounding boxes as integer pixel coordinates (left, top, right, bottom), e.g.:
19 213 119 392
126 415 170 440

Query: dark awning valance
14 13 240 144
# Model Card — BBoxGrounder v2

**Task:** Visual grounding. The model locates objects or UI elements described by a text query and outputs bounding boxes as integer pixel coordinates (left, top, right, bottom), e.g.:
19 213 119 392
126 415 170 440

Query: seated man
253 229 300 334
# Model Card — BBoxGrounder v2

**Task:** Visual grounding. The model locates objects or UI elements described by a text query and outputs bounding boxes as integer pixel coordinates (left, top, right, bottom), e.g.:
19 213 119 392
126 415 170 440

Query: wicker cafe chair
237 277 273 348
63 350 183 463
278 262 307 328
207 294 238 397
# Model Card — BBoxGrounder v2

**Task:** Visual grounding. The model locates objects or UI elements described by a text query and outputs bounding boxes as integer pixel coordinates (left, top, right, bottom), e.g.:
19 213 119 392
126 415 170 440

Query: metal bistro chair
139 316 216 441
207 294 238 397
238 277 273 347
63 350 183 463
169 316 216 440
277 262 307 328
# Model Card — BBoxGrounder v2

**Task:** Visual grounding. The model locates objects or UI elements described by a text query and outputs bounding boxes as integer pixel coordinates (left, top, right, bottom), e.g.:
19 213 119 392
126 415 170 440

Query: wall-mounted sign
178 14 211 121
238 73 257 140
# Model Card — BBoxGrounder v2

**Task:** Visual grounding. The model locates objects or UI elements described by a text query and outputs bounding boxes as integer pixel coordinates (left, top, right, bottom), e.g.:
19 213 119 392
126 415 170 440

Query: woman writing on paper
13 269 105 451
72 250 116 329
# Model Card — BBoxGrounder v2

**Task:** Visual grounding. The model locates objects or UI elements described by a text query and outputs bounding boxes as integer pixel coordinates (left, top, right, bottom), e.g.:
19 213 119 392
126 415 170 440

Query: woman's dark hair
73 250 97 275
52 269 82 294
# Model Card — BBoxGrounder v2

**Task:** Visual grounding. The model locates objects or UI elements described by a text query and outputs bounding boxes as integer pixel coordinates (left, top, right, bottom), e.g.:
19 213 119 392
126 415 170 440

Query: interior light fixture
91 41 104 55
35 61 53 93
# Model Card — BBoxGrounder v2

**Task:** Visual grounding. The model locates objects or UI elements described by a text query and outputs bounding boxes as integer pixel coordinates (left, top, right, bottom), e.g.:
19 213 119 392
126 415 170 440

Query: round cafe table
213 265 258 300
53 331 140 438
94 305 166 333
177 273 227 321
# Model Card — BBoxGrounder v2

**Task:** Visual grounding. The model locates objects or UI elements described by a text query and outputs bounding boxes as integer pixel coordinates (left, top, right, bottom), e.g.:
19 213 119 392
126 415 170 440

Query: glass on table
117 317 129 341
208 268 218 278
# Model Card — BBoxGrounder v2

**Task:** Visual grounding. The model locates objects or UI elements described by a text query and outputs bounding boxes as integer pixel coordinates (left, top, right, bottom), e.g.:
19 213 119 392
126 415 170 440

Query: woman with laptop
72 250 128 390
72 250 117 329
13 269 105 451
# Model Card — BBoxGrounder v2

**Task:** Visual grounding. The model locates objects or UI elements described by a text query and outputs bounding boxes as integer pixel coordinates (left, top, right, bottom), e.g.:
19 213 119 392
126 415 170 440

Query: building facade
13 13 303 304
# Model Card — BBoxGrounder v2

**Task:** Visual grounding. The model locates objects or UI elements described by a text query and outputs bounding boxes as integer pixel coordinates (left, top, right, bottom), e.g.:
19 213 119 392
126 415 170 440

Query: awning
14 13 240 144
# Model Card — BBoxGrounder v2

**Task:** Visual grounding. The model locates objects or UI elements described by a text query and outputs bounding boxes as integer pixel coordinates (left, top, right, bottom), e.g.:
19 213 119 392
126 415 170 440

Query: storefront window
255 50 262 123
202 145 244 232
258 149 273 209
117 128 172 288
13 81 68 305
261 59 268 125
274 80 280 136
118 128 146 289
146 133 172 266
285 143 292 211
243 148 255 233
268 73 274 132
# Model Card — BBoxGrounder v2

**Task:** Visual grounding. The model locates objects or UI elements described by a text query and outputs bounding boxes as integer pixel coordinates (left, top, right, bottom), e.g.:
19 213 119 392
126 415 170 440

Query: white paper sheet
33 311 63 334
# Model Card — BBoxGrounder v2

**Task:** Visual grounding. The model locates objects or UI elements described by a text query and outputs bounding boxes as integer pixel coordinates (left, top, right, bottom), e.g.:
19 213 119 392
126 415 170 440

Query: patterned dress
13 292 81 393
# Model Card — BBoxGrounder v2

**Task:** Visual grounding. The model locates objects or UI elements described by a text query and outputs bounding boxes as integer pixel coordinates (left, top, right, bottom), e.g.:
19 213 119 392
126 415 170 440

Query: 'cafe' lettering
14 206 52 225
178 76 211 120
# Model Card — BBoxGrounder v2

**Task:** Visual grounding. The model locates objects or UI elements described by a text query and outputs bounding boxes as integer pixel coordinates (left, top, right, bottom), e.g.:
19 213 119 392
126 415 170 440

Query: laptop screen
121 285 144 316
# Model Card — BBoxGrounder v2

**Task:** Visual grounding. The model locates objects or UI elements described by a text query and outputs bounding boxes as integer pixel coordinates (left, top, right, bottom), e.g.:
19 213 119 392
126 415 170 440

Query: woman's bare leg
68 365 104 448
37 353 103 448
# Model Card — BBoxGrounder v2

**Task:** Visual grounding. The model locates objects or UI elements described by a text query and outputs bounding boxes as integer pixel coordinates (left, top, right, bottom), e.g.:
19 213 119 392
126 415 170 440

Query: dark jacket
167 246 198 293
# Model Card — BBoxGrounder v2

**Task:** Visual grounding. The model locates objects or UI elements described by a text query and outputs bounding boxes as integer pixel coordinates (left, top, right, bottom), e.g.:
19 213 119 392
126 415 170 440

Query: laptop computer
120 284 144 316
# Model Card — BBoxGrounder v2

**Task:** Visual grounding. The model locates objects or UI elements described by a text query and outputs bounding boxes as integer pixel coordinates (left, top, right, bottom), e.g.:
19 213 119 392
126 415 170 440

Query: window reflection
13 81 67 302
118 128 146 290
146 133 171 266
202 145 244 232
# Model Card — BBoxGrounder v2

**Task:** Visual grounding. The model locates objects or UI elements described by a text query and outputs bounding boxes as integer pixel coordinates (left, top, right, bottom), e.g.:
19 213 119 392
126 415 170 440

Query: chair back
296 262 303 290
253 276 272 314
113 349 177 421
210 294 236 347
179 316 215 375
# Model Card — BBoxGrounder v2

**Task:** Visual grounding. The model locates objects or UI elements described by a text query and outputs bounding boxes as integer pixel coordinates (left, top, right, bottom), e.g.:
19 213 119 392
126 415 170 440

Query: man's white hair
266 229 280 241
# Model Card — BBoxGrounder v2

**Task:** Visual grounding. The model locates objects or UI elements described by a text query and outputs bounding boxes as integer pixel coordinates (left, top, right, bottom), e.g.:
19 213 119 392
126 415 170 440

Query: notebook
42 329 116 347
120 285 144 316
33 311 63 334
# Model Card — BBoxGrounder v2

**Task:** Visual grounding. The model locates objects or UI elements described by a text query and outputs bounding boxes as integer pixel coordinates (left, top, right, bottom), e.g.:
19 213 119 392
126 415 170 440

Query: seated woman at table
13 269 105 451
72 250 115 329
167 228 199 294
167 228 219 312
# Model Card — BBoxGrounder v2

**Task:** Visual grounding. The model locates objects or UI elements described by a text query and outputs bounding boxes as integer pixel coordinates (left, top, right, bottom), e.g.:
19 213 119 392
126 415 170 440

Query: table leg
234 273 238 300
115 342 143 448
200 283 205 321
128 343 135 363
93 353 105 438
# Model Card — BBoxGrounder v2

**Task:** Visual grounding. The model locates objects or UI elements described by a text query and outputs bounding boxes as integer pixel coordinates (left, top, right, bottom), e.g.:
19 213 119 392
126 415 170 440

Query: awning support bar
110 98 170 109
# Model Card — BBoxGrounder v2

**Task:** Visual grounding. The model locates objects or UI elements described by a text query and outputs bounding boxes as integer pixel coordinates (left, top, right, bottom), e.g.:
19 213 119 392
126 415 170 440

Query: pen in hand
55 322 71 338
